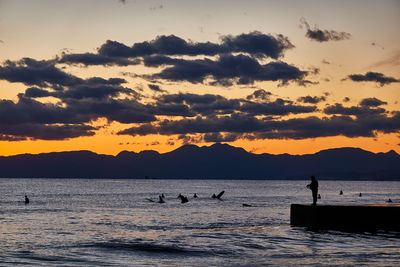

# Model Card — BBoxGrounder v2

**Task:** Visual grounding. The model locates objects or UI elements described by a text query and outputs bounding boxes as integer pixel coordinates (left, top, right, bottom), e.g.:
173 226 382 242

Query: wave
79 239 207 256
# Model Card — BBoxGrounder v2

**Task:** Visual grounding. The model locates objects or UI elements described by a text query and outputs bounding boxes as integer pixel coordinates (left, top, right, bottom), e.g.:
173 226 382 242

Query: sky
0 0 399 156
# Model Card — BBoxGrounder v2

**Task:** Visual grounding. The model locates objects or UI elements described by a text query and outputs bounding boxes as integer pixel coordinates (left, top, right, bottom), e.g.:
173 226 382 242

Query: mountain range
1 143 399 180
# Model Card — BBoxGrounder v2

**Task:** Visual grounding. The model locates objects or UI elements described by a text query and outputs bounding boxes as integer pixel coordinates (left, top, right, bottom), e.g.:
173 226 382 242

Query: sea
0 179 399 266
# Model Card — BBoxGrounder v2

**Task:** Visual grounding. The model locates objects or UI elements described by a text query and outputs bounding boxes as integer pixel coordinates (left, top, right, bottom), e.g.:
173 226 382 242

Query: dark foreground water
0 179 399 266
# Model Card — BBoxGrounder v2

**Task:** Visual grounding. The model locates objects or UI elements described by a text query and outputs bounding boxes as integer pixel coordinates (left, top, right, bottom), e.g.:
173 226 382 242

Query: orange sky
0 0 399 156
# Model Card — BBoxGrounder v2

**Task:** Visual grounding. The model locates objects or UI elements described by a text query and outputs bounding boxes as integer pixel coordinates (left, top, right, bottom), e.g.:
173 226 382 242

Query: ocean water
0 179 399 266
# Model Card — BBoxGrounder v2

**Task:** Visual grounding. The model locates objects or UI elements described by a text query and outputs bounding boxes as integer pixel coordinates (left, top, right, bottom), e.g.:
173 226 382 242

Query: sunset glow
1 0 399 156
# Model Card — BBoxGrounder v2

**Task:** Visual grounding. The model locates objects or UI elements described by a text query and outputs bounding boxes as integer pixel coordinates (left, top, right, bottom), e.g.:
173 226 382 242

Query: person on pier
306 176 319 206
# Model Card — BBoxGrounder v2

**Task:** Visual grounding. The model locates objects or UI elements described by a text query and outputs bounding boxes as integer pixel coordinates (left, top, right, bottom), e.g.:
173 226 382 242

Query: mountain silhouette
0 143 399 180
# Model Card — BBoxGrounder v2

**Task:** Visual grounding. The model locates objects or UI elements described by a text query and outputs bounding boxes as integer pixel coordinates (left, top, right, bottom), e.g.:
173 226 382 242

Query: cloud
177 134 203 145
156 93 240 116
323 103 386 116
58 52 140 66
24 87 52 98
22 77 136 101
239 98 317 116
0 123 96 140
347 72 400 86
145 54 308 86
117 112 400 140
0 96 86 125
98 32 293 59
153 92 316 117
246 89 272 101
64 98 156 124
203 132 240 142
0 87 156 141
370 50 400 68
0 58 81 87
220 31 294 59
359 97 387 107
300 18 351 42
0 134 27 141
148 84 166 92
297 95 326 104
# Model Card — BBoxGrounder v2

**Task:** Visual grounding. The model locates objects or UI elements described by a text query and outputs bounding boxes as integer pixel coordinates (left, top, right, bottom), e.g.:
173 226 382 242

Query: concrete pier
290 204 400 231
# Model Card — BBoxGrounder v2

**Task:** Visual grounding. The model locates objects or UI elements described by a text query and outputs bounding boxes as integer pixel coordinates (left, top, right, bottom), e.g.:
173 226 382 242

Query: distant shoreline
1 144 399 181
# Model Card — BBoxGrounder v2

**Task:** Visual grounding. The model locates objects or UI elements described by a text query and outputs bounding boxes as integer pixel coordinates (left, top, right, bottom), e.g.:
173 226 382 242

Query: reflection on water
0 179 399 266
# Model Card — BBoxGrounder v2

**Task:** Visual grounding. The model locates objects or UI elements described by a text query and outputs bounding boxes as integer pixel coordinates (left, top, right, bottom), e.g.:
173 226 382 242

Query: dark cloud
251 114 400 139
24 87 52 98
146 54 308 86
157 93 223 105
323 103 386 116
0 134 27 141
246 89 272 101
347 72 400 86
0 87 156 141
0 58 81 87
0 96 86 125
98 32 293 59
118 112 400 140
359 97 387 107
56 84 134 100
220 32 294 59
58 52 140 66
152 102 196 117
0 123 96 140
118 113 264 136
297 95 326 104
300 18 351 42
154 93 237 116
153 92 316 116
177 134 203 145
22 77 135 101
148 84 166 92
142 55 181 67
239 98 317 116
64 98 156 124
203 132 240 143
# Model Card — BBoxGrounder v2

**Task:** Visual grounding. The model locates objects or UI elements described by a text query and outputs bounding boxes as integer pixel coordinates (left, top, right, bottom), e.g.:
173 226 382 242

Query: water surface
0 179 399 266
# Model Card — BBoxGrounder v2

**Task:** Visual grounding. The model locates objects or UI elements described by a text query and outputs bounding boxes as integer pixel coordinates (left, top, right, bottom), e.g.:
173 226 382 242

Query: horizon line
1 143 398 157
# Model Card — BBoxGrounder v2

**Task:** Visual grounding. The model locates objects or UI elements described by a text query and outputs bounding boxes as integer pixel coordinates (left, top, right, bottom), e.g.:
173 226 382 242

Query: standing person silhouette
306 176 319 206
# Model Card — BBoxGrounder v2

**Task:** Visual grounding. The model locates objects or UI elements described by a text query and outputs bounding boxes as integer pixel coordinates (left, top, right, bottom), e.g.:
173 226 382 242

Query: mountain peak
0 145 399 179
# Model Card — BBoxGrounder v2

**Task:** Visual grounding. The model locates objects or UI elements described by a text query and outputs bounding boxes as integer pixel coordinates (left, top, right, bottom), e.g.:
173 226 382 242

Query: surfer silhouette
178 194 188 203
339 190 343 195
306 176 318 206
24 195 29 204
212 191 225 200
158 195 165 203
